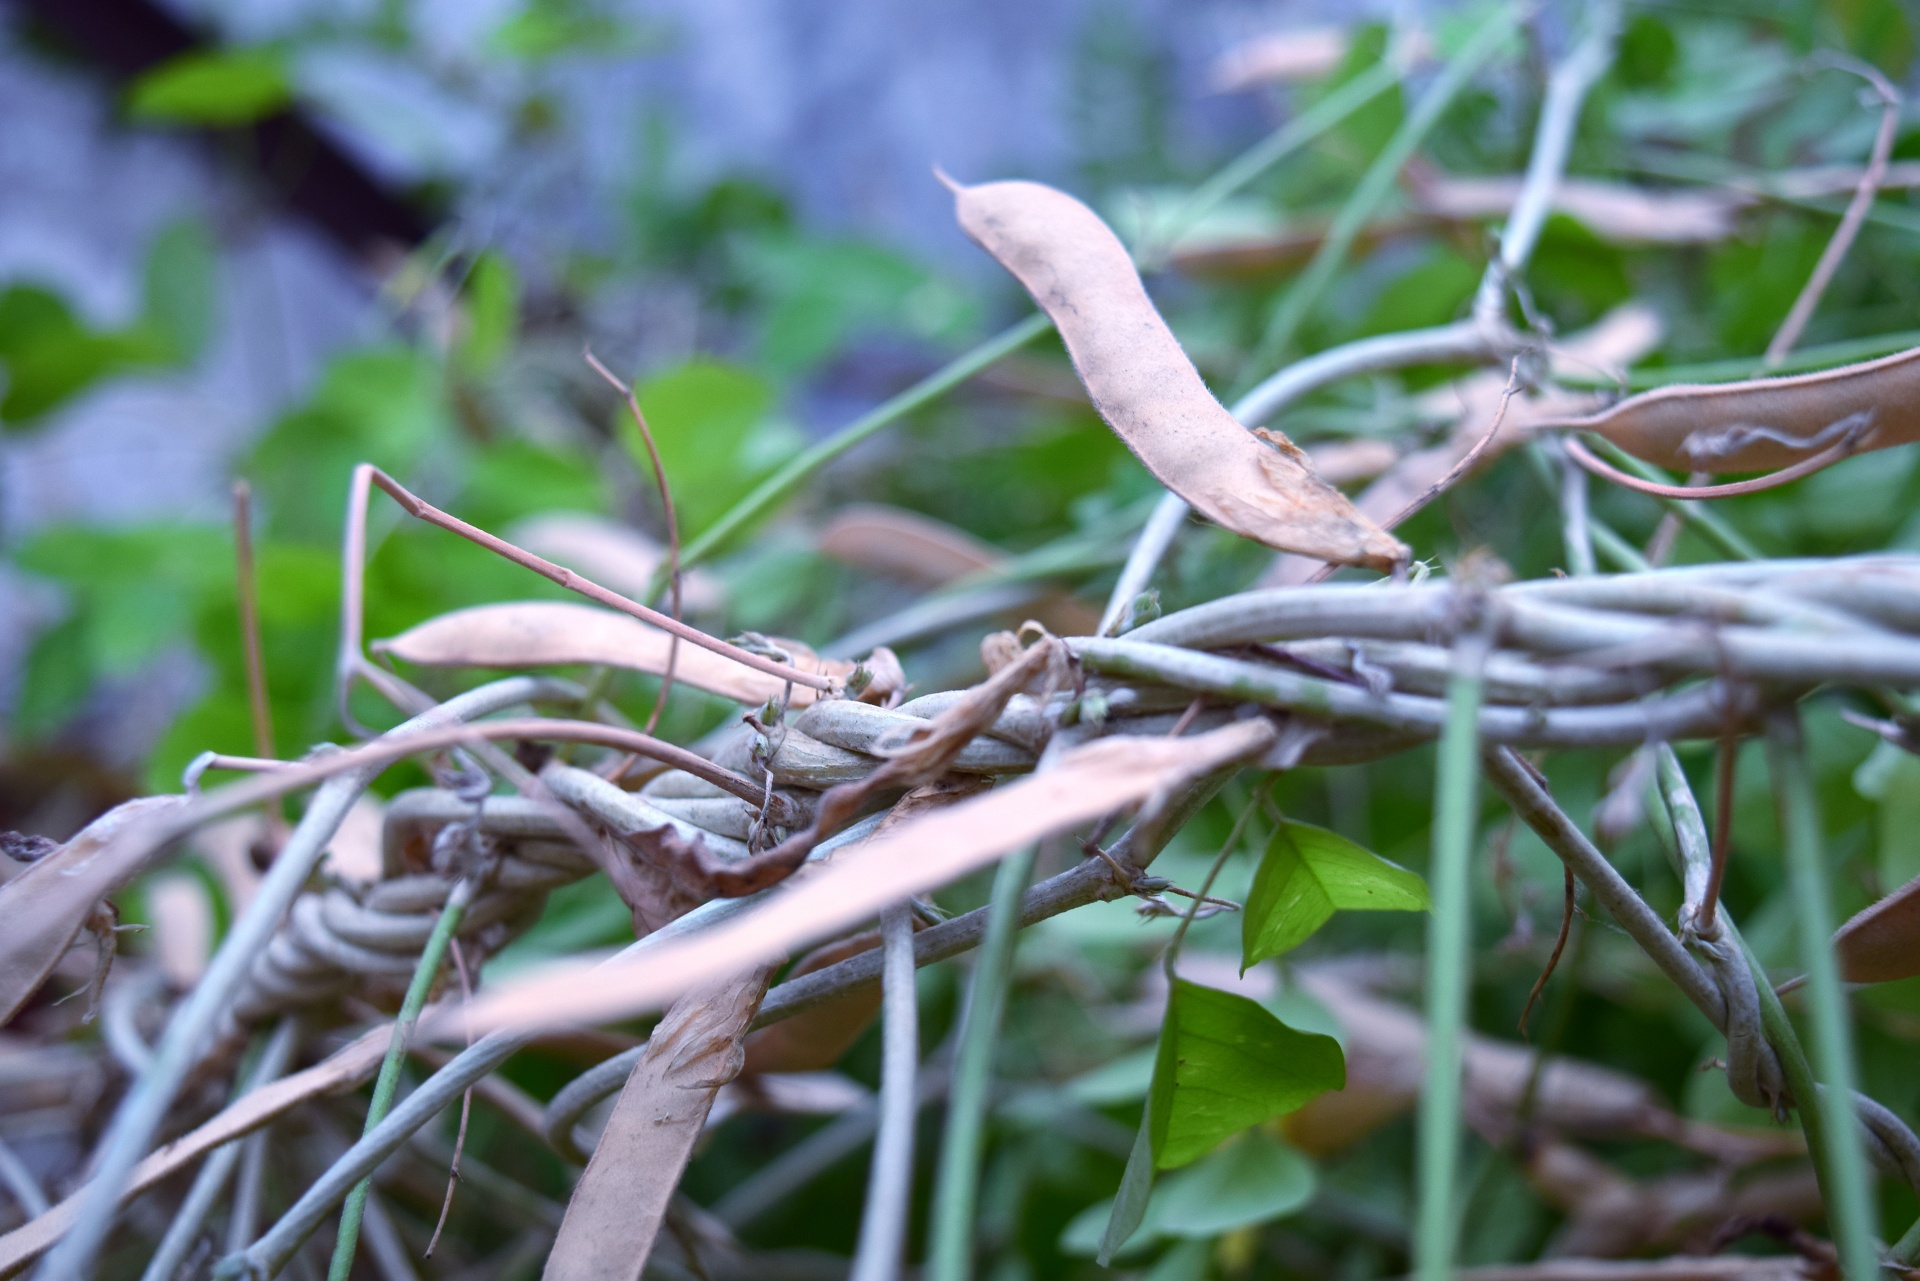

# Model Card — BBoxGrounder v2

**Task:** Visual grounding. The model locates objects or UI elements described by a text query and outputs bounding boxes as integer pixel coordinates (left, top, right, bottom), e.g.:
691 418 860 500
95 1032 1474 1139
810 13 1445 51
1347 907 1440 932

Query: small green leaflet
1242 820 1429 967
1099 980 1343 1263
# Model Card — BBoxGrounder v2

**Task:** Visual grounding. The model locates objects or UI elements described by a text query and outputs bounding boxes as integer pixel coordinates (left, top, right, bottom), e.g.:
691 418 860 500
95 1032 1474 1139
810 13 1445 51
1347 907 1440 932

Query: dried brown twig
335 463 833 721
585 349 684 736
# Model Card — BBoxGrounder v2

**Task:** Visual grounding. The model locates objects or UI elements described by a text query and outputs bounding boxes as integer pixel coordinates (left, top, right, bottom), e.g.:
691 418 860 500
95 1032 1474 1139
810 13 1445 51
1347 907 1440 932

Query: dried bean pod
949 177 1407 570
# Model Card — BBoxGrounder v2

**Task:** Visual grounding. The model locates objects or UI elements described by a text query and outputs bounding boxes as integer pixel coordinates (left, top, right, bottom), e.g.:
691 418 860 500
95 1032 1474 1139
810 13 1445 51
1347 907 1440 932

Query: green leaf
140 219 218 363
1153 979 1344 1169
127 50 291 126
1243 821 1430 966
487 0 647 61
0 286 170 426
1072 1129 1318 1259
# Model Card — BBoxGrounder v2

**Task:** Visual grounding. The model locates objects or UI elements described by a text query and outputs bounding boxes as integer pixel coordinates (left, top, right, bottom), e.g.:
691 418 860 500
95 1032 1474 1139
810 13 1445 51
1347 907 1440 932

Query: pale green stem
1243 4 1521 381
1415 627 1490 1281
926 846 1038 1281
674 314 1051 576
1766 709 1878 1280
1137 60 1402 267
328 879 473 1281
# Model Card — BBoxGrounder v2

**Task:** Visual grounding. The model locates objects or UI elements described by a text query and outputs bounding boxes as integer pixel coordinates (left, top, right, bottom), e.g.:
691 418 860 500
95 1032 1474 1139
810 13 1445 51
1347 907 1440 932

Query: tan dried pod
1835 873 1920 983
947 176 1408 571
1538 343 1920 474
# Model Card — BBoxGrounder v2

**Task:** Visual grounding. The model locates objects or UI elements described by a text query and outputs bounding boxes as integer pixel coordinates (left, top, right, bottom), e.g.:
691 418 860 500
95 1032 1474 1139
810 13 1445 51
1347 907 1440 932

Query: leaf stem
1415 625 1490 1281
926 845 1038 1281
1766 708 1878 1281
328 879 473 1281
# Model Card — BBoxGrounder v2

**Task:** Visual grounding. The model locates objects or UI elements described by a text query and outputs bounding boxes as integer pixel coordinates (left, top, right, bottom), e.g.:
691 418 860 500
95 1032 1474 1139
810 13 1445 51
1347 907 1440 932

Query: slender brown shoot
335 463 383 734
426 939 476 1259
1765 55 1902 367
232 481 277 765
1698 727 1738 937
1563 431 1865 500
1519 865 1575 1038
348 463 832 693
585 348 684 737
1304 357 1522 585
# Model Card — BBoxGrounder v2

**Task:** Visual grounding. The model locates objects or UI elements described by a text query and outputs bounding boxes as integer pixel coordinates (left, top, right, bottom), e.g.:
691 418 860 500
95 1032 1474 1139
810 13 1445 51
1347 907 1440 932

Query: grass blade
1766 709 1877 1280
1415 626 1490 1281
327 880 472 1280
676 313 1052 573
926 845 1037 1281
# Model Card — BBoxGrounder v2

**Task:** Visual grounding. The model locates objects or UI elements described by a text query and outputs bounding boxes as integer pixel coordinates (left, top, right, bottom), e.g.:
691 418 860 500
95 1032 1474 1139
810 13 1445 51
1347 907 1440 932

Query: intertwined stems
1414 622 1491 1281
33 677 566 1281
327 880 474 1280
926 845 1038 1281
135 1020 298 1281
849 904 919 1281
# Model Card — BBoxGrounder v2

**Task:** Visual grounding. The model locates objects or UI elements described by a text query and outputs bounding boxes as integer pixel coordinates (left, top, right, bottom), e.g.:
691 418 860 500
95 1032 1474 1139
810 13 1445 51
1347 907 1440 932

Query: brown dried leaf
509 513 724 613
0 1025 390 1277
1537 342 1920 474
1283 969 1799 1166
0 797 185 1027
1834 873 1920 983
1414 173 1744 244
948 177 1407 570
373 602 853 708
740 929 887 1075
818 503 1003 586
818 505 1099 638
544 966 775 1281
146 875 213 989
1208 26 1350 92
439 718 1277 1040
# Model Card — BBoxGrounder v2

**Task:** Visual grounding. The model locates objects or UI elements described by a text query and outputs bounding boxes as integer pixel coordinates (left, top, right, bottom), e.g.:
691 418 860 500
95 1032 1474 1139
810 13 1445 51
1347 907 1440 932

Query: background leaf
127 50 292 126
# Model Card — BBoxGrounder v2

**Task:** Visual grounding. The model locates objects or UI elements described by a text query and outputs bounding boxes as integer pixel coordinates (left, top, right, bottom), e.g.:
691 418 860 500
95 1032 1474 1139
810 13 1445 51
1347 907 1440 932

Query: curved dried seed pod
1835 873 1920 983
1538 344 1920 473
373 601 853 708
948 177 1408 571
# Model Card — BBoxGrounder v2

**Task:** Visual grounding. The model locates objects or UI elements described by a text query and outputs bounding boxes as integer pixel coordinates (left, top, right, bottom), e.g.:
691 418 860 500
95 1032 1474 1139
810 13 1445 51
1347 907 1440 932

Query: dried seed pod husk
1835 873 1920 983
373 601 862 708
948 177 1407 570
1538 343 1920 474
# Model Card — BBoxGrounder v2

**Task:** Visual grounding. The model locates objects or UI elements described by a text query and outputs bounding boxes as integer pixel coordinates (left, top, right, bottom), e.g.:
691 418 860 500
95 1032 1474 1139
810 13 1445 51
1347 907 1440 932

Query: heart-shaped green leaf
1243 821 1429 967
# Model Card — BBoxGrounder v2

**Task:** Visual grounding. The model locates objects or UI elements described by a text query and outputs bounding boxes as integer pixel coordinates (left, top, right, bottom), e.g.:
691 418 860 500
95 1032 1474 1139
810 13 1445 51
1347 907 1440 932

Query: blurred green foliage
126 48 292 125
